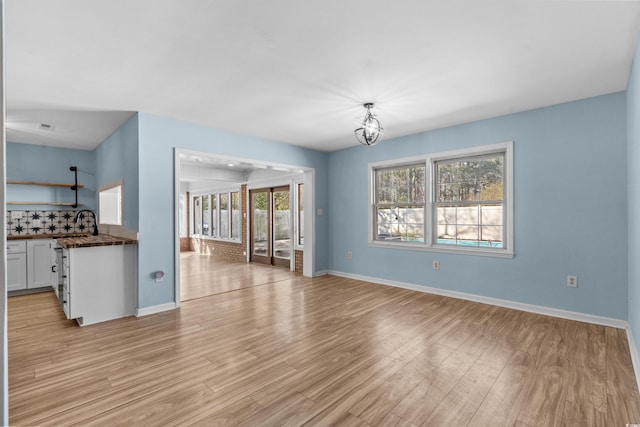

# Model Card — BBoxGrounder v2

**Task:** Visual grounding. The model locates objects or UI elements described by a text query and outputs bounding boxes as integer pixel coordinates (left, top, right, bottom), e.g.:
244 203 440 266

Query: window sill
368 240 514 259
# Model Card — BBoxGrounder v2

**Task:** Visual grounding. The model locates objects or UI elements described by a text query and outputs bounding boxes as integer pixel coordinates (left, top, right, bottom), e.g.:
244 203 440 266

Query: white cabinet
63 244 136 326
27 239 54 289
7 240 27 291
7 239 55 293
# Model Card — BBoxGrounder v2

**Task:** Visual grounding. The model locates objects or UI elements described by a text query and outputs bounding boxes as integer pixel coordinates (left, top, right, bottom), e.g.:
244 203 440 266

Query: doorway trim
173 148 316 307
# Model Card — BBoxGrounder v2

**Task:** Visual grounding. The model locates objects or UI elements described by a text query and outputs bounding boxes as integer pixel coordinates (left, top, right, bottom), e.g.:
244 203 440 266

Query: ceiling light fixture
354 103 383 146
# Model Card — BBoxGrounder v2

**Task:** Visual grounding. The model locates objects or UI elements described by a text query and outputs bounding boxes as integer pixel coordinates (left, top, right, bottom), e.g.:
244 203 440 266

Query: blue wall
6 142 96 210
95 114 140 232
6 90 633 324
136 113 329 308
628 34 640 358
329 93 628 320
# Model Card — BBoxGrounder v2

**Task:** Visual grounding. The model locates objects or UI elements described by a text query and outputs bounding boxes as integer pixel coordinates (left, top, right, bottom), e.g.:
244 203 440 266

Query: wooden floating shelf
7 181 85 189
6 202 84 206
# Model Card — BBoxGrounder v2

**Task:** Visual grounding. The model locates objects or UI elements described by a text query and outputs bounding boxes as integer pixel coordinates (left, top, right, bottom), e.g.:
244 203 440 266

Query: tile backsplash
7 210 96 237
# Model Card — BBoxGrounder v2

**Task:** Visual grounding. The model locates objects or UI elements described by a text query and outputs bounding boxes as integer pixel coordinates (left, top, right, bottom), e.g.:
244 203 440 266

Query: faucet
73 210 99 236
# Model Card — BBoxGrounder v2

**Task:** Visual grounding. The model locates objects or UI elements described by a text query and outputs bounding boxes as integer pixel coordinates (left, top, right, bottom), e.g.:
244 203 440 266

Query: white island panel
68 244 136 326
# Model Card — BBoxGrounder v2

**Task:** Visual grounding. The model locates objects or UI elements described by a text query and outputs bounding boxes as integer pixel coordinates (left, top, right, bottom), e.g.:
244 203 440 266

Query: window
210 194 218 238
202 195 210 236
374 164 425 242
193 197 201 235
219 193 229 238
370 142 513 257
99 184 123 226
231 191 240 240
192 189 241 241
297 183 304 246
434 153 504 248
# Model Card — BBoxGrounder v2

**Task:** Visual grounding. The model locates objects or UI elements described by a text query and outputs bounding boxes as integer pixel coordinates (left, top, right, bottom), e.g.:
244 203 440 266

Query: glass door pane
251 191 269 262
273 188 291 260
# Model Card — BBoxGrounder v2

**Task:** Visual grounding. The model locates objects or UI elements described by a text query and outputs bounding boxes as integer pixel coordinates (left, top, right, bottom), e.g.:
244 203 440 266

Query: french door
250 186 291 268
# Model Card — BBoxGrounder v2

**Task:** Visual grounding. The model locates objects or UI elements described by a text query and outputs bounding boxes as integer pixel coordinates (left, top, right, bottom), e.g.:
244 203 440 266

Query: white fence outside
377 205 502 242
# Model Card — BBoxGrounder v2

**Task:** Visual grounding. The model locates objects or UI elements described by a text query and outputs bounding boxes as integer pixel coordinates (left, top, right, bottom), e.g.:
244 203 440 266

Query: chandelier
354 103 384 146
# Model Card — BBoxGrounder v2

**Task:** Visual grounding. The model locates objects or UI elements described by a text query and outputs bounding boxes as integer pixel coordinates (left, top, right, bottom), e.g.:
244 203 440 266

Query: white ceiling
6 1 640 152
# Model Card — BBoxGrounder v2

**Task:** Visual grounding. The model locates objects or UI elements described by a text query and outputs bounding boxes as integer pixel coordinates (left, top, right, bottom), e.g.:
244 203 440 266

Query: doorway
250 186 291 268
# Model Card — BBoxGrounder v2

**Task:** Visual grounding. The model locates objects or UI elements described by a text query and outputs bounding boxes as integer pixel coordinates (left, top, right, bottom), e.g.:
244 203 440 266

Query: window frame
98 182 123 226
373 162 426 244
191 187 242 243
368 141 514 258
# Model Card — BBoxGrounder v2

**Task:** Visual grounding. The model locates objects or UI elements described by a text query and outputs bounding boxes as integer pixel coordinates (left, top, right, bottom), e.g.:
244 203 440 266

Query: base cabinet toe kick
53 243 136 326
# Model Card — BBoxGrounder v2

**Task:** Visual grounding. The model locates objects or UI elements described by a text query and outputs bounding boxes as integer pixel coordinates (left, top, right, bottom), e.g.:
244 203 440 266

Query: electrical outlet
347 251 353 259
433 260 440 270
567 275 577 288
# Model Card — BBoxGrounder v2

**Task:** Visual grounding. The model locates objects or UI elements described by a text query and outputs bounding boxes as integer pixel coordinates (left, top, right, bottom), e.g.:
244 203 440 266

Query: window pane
479 157 504 201
434 152 505 249
376 206 424 242
457 225 479 241
231 192 240 240
193 197 201 235
273 190 290 258
220 193 229 238
436 205 456 225
202 195 210 236
252 192 268 256
375 164 425 205
376 207 399 239
481 204 502 226
481 226 503 246
210 194 217 237
298 183 304 246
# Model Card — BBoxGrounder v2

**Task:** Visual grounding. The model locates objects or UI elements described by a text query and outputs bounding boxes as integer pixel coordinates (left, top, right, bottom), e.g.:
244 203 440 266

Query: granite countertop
55 234 138 249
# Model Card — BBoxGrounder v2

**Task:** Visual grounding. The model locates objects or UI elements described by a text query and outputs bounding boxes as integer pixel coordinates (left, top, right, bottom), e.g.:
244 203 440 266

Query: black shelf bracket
69 166 79 208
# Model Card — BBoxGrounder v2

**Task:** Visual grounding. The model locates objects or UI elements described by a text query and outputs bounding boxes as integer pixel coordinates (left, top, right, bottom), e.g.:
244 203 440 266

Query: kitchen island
54 234 137 326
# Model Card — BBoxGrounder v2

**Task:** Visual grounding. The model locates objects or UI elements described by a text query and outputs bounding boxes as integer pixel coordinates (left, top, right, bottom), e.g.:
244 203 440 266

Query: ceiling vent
37 123 55 131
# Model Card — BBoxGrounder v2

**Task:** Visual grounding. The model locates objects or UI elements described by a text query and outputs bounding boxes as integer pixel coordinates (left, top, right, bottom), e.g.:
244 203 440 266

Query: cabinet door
7 253 27 291
27 239 54 289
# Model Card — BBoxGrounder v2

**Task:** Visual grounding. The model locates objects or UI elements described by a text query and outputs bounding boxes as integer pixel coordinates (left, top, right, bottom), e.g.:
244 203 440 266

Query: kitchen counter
8 233 88 241
55 234 138 249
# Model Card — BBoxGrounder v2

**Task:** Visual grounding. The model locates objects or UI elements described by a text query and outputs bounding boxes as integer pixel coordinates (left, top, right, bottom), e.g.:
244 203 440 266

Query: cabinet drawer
7 240 26 254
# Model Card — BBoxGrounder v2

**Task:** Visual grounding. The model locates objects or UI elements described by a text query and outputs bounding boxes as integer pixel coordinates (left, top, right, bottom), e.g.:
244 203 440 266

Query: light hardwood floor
180 253 296 301
8 261 640 426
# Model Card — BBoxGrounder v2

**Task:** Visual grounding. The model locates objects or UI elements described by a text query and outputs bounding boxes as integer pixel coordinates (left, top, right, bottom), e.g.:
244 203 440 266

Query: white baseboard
628 328 640 396
136 302 177 317
313 270 329 277
326 270 629 329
